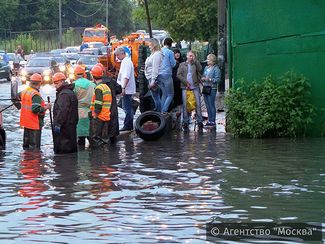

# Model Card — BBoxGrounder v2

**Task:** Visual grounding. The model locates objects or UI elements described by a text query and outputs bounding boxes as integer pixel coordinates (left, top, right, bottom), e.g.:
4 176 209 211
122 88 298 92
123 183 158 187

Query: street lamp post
106 0 108 28
59 0 62 48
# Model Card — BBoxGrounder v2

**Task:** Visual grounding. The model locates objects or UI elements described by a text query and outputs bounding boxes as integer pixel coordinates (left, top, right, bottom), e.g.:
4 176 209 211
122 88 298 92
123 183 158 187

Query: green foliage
14 34 37 54
0 0 133 37
133 0 218 41
225 72 315 138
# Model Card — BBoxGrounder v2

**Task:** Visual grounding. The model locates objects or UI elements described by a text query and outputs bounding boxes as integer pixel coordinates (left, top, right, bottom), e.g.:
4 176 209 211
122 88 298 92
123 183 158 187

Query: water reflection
0 82 324 242
18 151 48 211
51 154 79 205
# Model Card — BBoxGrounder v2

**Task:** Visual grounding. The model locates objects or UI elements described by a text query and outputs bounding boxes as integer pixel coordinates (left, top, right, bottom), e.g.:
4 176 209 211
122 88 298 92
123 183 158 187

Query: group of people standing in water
145 37 221 131
15 37 221 154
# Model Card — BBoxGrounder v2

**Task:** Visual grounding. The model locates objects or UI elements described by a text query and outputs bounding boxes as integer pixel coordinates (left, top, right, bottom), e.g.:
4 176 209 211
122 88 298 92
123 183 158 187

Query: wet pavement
0 81 324 243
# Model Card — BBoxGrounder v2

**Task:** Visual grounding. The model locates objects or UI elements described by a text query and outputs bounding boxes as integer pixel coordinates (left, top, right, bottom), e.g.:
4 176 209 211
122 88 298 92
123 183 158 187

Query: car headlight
44 75 50 81
21 69 27 76
59 65 66 72
69 74 75 80
43 69 51 76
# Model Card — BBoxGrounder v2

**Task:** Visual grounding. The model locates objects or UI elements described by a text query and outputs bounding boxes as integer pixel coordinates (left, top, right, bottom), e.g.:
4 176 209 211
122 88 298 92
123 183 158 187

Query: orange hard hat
30 73 42 83
74 65 85 75
91 65 103 78
95 63 105 70
52 72 66 83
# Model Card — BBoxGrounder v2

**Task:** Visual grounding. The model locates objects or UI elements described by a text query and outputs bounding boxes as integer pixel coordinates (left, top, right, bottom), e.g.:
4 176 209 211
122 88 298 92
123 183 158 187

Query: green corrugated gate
228 0 325 136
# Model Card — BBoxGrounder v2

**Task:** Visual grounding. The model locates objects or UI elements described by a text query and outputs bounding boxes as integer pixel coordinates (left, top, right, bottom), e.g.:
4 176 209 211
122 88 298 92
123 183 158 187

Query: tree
133 0 218 41
0 0 134 37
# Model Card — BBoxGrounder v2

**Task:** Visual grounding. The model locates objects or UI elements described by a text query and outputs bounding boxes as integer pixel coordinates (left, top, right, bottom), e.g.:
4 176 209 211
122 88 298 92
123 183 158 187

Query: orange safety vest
90 83 112 121
20 87 45 130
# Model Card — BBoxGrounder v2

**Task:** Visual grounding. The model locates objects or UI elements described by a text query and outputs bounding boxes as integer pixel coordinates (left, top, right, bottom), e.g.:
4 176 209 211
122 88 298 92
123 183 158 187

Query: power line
75 0 103 5
68 0 105 18
3 1 40 6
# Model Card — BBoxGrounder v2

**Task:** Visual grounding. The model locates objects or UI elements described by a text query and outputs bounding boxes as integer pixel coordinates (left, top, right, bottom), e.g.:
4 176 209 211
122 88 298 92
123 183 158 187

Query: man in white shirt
115 47 136 131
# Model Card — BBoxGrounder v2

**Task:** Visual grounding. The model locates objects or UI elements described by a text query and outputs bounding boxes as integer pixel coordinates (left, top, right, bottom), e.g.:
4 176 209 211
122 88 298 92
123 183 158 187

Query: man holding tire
115 47 136 131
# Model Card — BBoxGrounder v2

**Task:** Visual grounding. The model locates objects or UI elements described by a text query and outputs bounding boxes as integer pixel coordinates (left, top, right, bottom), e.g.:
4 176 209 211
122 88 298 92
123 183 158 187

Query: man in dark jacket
52 72 78 154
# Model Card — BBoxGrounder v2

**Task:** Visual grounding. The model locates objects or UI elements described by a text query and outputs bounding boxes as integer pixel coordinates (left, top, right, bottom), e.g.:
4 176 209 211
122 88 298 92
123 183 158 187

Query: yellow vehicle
82 24 110 45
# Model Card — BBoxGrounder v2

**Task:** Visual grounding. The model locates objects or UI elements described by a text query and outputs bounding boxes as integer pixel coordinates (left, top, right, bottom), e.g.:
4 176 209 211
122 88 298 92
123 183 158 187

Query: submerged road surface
0 81 324 243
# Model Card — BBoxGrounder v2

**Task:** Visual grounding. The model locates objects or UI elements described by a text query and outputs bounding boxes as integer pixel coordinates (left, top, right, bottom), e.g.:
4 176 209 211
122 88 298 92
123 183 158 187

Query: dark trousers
89 118 110 147
23 128 41 150
78 136 90 147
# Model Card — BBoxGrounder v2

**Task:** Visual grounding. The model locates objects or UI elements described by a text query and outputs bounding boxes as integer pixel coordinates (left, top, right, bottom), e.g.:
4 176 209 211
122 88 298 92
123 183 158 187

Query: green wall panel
230 0 325 44
229 0 325 136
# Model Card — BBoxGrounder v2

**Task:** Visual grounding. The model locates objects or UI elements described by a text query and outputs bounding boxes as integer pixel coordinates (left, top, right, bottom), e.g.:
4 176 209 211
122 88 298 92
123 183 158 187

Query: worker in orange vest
19 73 51 150
89 65 112 147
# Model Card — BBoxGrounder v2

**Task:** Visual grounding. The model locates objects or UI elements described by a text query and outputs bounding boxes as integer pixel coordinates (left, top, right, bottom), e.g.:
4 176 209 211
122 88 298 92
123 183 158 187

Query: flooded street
0 81 324 242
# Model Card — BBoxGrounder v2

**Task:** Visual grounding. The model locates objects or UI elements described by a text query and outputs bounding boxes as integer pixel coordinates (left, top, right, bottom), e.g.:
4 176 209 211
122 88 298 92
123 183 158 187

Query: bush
15 34 37 54
225 72 315 138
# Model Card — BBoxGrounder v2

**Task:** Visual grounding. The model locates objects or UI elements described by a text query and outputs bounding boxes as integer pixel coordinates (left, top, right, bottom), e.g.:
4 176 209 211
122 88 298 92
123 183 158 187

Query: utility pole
217 0 226 110
59 0 62 48
105 0 108 28
144 0 152 38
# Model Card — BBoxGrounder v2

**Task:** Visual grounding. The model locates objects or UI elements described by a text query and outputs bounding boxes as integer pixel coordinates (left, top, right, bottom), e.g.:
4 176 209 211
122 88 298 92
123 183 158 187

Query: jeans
122 94 134 129
203 88 217 123
158 74 174 113
150 87 162 112
182 87 203 124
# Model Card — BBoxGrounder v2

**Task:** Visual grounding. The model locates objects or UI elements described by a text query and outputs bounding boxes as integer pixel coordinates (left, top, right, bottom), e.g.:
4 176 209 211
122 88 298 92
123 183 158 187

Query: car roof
78 54 98 58
30 56 55 60
85 42 103 44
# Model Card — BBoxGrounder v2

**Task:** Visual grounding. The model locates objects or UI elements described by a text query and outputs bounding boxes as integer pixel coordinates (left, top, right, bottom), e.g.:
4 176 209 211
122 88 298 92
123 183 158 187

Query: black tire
135 111 166 141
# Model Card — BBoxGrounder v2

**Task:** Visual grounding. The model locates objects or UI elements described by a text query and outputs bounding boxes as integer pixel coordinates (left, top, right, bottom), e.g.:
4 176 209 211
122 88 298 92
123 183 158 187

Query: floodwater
0 81 324 243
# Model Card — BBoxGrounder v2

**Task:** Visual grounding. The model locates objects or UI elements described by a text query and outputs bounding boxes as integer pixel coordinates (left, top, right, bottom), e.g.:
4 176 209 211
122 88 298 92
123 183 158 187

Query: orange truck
82 24 110 45
99 32 150 78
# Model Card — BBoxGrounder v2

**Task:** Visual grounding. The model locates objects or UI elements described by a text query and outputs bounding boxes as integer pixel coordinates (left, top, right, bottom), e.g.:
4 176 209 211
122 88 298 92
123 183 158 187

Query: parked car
100 46 111 55
77 55 98 69
76 55 99 79
6 53 15 70
86 42 105 49
20 57 59 84
65 46 80 53
50 49 66 55
61 53 80 66
80 48 103 56
0 60 12 81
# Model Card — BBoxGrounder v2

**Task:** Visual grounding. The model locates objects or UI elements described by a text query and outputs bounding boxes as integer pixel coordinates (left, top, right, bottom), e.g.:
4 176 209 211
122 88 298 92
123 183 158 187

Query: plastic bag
186 90 196 112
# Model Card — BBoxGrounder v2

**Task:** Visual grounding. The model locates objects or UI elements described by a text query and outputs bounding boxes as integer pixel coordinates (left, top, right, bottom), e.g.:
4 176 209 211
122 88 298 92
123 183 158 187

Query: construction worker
52 72 78 154
73 65 95 147
96 63 120 144
19 73 51 150
89 65 112 147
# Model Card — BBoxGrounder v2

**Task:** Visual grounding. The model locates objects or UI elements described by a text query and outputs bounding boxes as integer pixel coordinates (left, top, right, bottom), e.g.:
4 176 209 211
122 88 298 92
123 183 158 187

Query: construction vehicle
82 24 110 45
99 32 150 78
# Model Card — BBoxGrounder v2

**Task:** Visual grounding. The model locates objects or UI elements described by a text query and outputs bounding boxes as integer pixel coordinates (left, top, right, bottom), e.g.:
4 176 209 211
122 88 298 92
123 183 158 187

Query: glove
54 125 61 135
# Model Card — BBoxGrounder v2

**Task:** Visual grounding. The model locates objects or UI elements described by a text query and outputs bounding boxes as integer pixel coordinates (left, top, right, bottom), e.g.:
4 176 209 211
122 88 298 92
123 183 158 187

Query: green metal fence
0 27 84 53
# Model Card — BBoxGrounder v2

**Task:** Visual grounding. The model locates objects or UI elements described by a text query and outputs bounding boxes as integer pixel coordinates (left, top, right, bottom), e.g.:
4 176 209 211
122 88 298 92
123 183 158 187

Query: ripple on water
0 81 323 242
